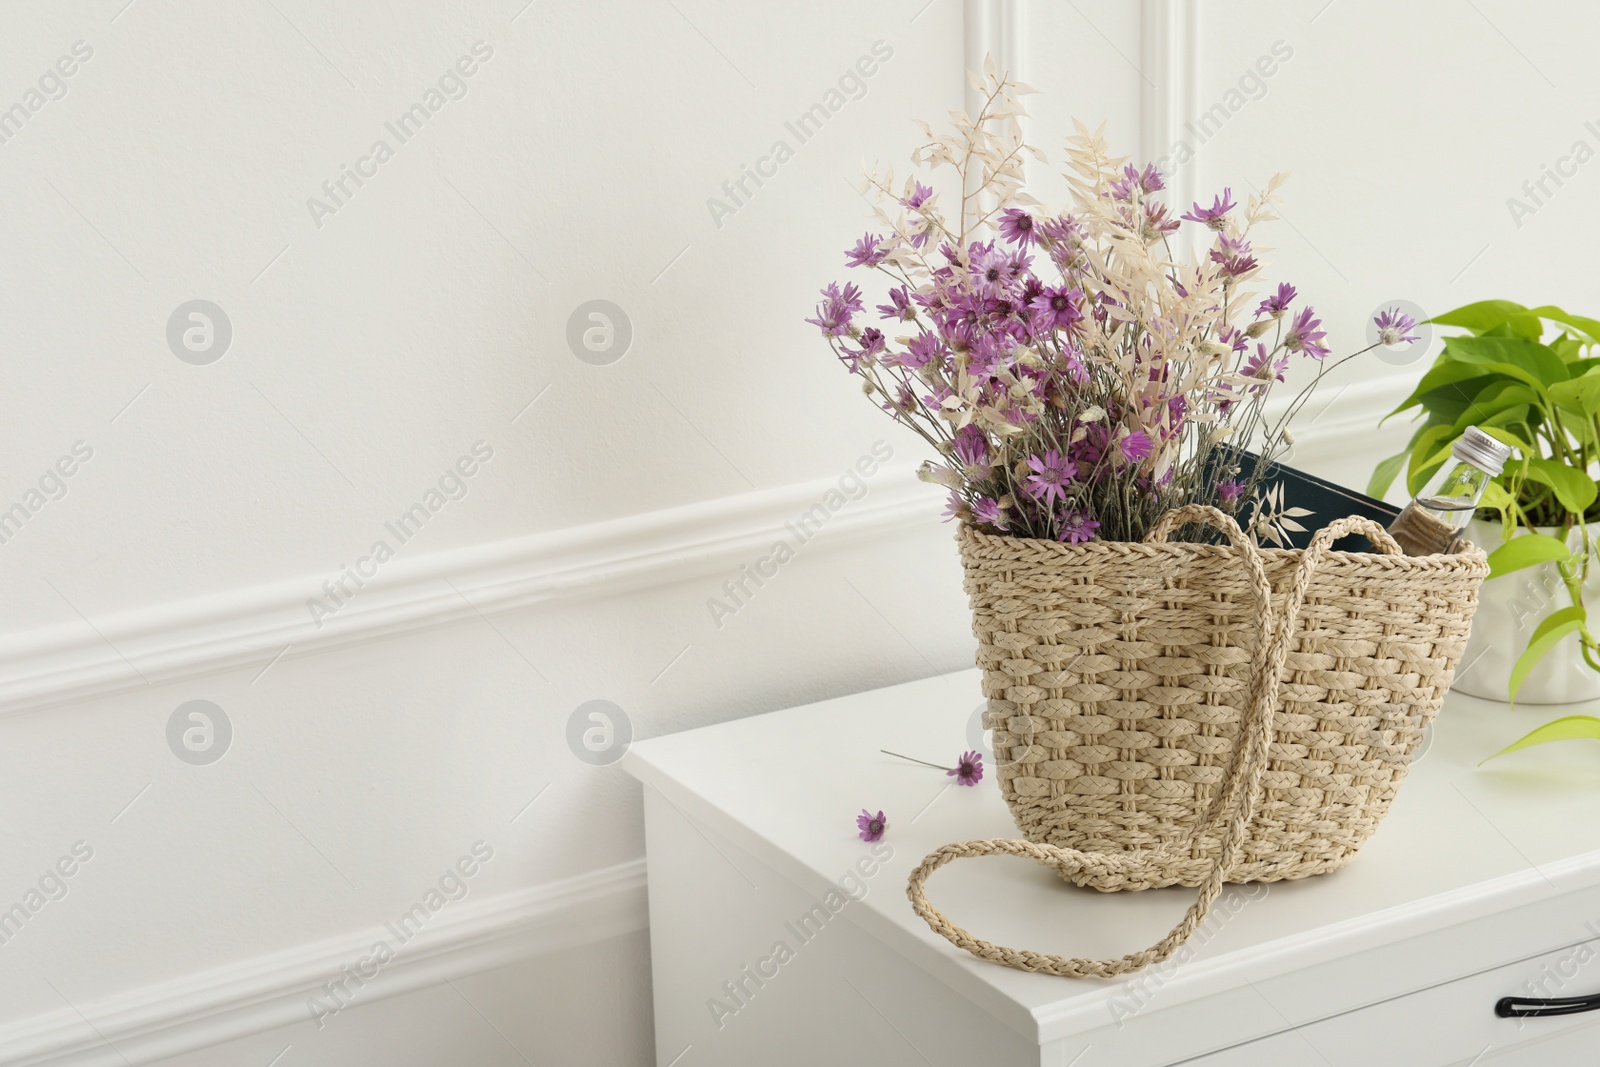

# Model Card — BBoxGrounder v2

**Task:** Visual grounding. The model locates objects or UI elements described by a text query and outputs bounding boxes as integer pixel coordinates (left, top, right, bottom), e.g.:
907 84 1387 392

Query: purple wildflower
1161 394 1189 441
1058 510 1101 544
1040 215 1085 272
1018 274 1044 309
941 321 975 359
1255 282 1296 317
1109 163 1165 201
902 182 934 209
1118 429 1155 464
998 208 1037 247
1039 215 1083 243
972 497 1005 528
1285 305 1330 360
941 491 965 523
899 332 943 370
1218 252 1258 278
856 809 888 842
953 425 990 469
1374 307 1421 347
1025 449 1077 507
969 242 1017 294
1217 479 1245 506
877 287 915 322
1213 234 1251 259
948 751 984 786
1243 343 1288 389
882 382 919 416
838 326 885 373
845 233 889 269
1182 189 1235 230
1141 200 1181 240
1002 247 1034 288
1061 342 1089 382
1029 285 1083 332
1210 234 1257 278
805 282 863 337
964 332 1006 378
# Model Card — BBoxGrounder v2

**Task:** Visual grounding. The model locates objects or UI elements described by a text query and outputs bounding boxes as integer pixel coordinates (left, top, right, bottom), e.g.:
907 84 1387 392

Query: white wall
1 1 978 1063
1187 0 1600 497
2 1 1587 1064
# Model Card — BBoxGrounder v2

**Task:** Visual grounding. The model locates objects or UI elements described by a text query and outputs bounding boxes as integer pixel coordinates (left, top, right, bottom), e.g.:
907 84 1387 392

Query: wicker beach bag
907 504 1489 978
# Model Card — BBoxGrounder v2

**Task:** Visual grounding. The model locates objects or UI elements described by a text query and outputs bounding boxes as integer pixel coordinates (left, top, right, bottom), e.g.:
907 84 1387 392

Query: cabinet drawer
1183 937 1600 1065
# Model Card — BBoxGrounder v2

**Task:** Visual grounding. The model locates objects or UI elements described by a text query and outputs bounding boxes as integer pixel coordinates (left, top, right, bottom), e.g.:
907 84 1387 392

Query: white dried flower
917 461 963 488
807 69 1348 544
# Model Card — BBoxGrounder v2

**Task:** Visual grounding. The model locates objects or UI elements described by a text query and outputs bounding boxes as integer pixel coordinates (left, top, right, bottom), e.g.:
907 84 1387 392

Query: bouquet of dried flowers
806 67 1414 545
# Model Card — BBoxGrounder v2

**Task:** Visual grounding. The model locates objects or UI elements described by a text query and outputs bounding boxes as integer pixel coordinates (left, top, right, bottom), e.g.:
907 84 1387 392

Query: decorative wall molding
0 860 647 1067
969 0 1194 201
1140 0 1198 215
0 463 941 716
0 373 1405 719
963 0 1026 91
964 0 1028 190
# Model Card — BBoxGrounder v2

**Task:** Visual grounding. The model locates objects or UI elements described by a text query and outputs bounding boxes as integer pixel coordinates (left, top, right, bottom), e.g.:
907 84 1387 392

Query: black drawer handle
1496 993 1600 1018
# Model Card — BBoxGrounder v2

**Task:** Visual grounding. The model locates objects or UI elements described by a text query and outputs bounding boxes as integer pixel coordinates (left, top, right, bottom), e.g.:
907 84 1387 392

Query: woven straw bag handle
905 505 1405 978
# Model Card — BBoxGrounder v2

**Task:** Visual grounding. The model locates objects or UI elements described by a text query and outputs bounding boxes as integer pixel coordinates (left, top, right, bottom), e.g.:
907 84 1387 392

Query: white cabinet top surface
623 669 1600 1044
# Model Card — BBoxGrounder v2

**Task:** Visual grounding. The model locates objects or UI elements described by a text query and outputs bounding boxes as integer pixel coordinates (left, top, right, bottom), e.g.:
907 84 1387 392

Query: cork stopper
1387 504 1460 556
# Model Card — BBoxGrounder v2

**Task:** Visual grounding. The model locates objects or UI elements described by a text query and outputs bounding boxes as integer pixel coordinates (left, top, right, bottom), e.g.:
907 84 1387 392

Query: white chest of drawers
622 671 1600 1066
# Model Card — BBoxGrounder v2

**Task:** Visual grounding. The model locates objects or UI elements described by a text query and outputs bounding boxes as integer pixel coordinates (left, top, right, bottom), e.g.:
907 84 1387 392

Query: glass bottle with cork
1386 426 1514 556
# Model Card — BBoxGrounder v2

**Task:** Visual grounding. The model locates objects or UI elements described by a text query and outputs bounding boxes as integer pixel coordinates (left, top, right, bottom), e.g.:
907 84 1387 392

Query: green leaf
1475 380 1542 410
1368 451 1408 499
1442 336 1567 389
1480 321 1541 340
1431 300 1531 335
1525 457 1598 513
1553 335 1587 363
1484 532 1574 578
1451 381 1539 432
1481 713 1600 764
1479 480 1514 512
1549 371 1600 415
1406 424 1462 495
1509 606 1590 706
1419 376 1533 425
1527 305 1600 346
1385 363 1499 421
1480 405 1534 436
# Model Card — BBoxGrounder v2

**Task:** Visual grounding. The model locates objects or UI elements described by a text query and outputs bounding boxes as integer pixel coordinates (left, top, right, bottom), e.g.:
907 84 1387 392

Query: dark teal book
1229 450 1400 554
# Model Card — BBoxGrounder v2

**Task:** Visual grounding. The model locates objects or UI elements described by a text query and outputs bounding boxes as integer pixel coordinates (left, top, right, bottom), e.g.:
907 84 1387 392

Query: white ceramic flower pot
1453 517 1600 704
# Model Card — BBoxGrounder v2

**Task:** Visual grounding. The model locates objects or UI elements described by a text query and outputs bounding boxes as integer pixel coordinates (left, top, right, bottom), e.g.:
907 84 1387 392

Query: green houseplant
1372 300 1600 751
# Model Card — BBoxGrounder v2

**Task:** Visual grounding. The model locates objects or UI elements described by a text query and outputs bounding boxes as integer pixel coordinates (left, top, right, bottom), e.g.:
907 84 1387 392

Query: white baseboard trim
0 459 941 716
0 859 648 1067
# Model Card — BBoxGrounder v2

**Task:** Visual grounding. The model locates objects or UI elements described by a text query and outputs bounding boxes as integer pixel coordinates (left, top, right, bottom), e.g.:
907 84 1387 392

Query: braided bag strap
904 507 1404 978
